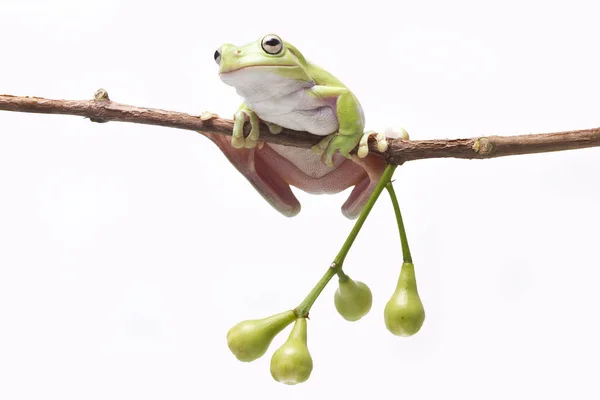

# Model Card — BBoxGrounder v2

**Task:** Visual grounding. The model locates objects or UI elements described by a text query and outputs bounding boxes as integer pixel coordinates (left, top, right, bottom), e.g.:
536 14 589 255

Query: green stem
294 164 398 317
333 164 398 266
386 182 412 263
336 268 349 282
294 264 338 318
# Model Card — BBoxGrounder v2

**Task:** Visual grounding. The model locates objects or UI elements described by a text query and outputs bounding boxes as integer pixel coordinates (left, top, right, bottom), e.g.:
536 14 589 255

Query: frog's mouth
219 65 313 85
219 64 298 74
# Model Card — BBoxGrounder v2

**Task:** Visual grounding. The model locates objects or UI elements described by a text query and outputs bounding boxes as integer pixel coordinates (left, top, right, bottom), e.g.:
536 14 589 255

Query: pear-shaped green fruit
334 277 373 321
270 318 313 385
227 310 296 362
384 262 425 336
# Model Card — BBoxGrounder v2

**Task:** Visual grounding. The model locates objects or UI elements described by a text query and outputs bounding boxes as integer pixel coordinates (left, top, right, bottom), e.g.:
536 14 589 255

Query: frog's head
214 34 312 83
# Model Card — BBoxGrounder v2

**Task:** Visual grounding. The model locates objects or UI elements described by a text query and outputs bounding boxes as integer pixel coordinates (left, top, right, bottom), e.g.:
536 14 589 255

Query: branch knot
472 137 495 156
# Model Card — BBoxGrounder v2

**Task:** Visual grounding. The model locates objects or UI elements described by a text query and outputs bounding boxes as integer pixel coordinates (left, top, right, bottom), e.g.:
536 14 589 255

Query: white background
1 0 599 399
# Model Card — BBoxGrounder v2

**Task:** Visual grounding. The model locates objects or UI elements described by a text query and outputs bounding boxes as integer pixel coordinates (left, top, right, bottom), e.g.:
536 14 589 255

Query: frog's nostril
235 50 242 55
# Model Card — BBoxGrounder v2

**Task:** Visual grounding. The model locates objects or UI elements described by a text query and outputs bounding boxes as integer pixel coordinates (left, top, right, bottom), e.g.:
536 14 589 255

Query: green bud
227 310 296 362
384 262 425 336
334 276 373 321
270 318 313 385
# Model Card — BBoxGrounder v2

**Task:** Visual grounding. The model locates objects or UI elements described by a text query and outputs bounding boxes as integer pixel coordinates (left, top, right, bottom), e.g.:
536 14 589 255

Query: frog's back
301 57 364 117
304 61 365 126
285 42 347 88
305 63 347 88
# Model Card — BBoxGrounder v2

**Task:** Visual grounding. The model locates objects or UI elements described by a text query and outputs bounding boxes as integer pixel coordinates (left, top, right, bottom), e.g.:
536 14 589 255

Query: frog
204 33 405 219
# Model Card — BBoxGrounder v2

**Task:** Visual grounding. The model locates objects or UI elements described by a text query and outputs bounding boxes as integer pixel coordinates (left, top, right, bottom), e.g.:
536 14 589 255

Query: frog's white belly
246 89 339 136
255 103 338 136
220 67 339 136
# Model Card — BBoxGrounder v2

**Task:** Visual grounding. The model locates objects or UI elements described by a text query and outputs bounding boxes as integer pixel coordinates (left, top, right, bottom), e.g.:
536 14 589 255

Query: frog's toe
338 143 353 159
311 144 324 155
400 127 409 140
320 137 338 166
311 134 334 155
383 126 410 140
375 131 389 152
232 110 248 148
358 130 389 158
265 121 283 134
322 150 336 167
231 124 245 149
358 130 374 158
244 124 260 149
231 136 245 149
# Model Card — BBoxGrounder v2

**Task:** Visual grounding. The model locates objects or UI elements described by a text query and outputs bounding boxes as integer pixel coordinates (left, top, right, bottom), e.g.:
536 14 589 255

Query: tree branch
1 90 599 165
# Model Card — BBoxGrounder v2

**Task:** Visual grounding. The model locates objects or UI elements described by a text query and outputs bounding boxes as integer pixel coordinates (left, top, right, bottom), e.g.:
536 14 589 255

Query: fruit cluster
226 163 425 384
228 311 312 384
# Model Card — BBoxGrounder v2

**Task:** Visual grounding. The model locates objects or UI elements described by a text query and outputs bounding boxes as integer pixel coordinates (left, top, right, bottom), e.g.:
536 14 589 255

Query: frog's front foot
357 130 389 158
356 127 410 158
232 109 260 149
311 132 362 167
232 109 283 149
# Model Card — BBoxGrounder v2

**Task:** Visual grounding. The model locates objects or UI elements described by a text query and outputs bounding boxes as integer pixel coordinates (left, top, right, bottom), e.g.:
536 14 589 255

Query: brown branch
1 90 600 165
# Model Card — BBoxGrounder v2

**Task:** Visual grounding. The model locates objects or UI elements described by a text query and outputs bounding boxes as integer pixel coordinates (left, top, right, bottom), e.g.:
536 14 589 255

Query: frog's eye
214 49 221 64
261 34 283 55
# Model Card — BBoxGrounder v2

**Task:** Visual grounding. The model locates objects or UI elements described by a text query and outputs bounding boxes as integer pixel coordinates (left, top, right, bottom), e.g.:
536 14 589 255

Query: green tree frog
206 33 404 219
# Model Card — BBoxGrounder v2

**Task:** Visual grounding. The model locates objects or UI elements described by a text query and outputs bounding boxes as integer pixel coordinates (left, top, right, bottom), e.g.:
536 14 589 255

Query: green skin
217 35 368 167
270 318 313 385
334 276 373 322
226 310 296 362
384 262 426 336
